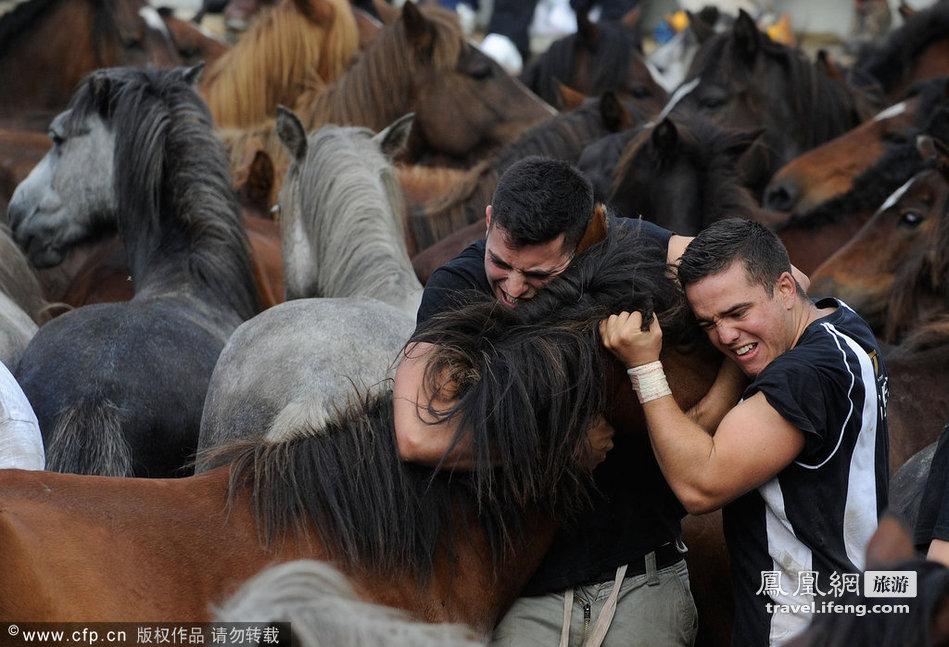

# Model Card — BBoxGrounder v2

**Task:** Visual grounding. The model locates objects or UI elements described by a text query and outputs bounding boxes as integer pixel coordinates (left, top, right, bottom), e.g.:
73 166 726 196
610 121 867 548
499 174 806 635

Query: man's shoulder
416 240 489 327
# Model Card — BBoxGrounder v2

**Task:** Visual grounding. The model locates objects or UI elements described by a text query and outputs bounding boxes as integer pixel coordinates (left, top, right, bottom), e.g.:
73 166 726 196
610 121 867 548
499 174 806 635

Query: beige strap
582 564 628 647
559 587 574 647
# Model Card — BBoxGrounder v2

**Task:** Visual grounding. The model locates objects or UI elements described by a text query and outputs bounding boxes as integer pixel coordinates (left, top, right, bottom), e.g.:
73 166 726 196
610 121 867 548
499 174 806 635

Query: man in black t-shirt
915 424 949 566
394 157 704 646
601 219 889 647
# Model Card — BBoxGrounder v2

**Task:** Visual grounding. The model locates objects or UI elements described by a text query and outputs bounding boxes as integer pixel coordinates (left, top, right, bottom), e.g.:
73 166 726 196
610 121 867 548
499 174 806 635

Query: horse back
0 468 272 621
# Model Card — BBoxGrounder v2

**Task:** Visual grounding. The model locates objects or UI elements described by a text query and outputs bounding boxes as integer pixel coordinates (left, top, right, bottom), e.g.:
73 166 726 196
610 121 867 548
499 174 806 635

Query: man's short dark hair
677 218 795 295
490 157 594 250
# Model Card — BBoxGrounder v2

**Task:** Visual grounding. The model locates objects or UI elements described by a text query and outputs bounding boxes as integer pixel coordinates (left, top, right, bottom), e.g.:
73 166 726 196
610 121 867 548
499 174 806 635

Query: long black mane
224 227 685 578
856 1 949 95
63 67 259 319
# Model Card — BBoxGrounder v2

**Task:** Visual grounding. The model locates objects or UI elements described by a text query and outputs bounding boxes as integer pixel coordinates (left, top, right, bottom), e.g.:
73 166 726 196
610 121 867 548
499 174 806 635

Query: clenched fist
599 311 663 368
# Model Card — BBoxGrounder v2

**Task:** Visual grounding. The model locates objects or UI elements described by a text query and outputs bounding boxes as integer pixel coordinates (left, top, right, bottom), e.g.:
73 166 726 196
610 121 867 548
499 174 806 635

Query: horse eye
467 62 493 81
270 203 281 220
49 132 64 147
699 95 725 109
898 210 923 228
630 85 651 99
883 132 908 145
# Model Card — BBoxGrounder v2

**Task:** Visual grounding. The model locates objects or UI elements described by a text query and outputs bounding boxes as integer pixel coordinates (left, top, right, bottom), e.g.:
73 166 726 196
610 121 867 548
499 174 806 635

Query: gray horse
197 110 420 458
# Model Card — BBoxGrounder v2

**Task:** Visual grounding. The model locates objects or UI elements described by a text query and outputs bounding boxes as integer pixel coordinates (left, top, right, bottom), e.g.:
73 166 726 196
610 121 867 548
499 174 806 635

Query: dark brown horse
0 0 181 122
156 6 230 66
0 227 719 631
676 10 880 195
520 7 666 115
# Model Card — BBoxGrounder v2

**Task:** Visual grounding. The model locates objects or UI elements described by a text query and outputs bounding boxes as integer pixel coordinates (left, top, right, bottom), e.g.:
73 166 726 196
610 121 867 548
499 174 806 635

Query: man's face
483 209 572 308
685 260 795 377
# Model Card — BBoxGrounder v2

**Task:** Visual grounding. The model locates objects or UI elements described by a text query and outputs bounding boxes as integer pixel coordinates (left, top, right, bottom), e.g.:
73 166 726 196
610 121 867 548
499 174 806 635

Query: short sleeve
416 267 467 327
613 216 674 249
745 356 847 465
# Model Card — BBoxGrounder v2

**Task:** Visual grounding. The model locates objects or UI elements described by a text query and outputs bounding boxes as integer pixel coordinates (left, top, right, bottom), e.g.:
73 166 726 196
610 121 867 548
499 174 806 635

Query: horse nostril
763 181 799 212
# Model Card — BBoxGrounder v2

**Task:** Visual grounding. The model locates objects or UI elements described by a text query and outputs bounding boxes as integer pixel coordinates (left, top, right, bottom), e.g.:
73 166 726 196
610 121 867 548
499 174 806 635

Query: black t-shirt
723 299 890 646
915 425 949 549
414 216 686 595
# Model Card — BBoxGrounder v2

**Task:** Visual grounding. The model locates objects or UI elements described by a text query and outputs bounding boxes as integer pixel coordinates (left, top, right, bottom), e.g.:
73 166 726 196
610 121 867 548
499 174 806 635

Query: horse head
7 108 116 268
811 133 949 342
607 113 761 235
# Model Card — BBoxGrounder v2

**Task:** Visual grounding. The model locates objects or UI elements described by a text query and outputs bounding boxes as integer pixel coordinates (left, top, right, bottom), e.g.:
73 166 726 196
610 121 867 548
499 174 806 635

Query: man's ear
779 271 797 305
485 204 493 231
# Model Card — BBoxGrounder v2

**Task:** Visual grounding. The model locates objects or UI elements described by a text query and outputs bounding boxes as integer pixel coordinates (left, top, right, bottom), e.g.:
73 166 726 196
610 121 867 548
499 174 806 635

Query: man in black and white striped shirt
600 218 889 647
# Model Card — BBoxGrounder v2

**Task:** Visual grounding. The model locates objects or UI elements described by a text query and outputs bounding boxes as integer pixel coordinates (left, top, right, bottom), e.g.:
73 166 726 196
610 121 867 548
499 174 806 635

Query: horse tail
215 560 485 647
46 399 133 477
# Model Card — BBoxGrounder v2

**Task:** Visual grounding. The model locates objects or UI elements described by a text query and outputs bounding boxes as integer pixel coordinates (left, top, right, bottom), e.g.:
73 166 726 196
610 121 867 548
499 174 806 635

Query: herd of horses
0 0 948 644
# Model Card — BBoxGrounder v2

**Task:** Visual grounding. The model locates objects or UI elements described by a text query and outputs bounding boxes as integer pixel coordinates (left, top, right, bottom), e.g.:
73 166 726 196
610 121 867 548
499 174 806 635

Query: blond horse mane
218 3 464 207
200 0 358 129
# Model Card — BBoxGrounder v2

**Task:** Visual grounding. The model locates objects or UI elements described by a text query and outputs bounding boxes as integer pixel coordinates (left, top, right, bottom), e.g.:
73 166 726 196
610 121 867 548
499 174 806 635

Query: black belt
584 542 686 585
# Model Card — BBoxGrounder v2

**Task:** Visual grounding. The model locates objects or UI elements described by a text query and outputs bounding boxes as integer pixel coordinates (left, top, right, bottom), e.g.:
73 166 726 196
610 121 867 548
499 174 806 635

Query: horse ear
689 7 719 44
240 150 275 215
88 74 112 118
276 105 308 161
620 6 640 31
732 10 759 64
556 82 586 111
401 1 435 60
182 63 204 86
599 91 631 132
372 0 399 25
292 0 334 26
577 8 600 50
864 515 916 568
816 50 842 80
373 112 414 158
652 118 678 155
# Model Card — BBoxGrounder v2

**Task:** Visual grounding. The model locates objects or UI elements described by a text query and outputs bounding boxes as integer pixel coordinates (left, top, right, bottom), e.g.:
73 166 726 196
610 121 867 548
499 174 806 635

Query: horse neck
115 105 258 320
297 29 416 133
287 149 421 313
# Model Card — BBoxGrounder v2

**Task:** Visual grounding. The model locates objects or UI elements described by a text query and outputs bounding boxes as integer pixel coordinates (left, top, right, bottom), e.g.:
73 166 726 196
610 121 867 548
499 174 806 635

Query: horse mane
223 228 684 576
888 316 949 358
296 4 463 132
65 67 260 320
689 27 873 151
199 0 358 129
785 91 949 229
289 125 419 307
413 161 496 246
520 19 642 105
0 224 51 325
611 112 759 224
856 1 949 95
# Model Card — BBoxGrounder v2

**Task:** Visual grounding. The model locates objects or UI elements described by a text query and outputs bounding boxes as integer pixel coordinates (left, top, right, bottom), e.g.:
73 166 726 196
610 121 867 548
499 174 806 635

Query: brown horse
199 0 358 129
764 78 949 215
0 231 719 631
0 0 181 121
156 6 230 67
810 135 949 343
219 1 554 203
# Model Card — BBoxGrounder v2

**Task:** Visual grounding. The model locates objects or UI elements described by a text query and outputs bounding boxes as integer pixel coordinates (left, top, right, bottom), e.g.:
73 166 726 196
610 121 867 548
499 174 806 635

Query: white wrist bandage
626 361 672 404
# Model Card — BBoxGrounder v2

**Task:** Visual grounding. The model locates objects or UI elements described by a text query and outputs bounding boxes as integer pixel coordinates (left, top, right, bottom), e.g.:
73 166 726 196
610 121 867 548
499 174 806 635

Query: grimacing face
482 206 572 308
685 260 799 377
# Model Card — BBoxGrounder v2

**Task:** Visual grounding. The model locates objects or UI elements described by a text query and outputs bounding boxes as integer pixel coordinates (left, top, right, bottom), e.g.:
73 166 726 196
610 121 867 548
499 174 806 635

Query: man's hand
599 311 663 368
580 415 616 471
